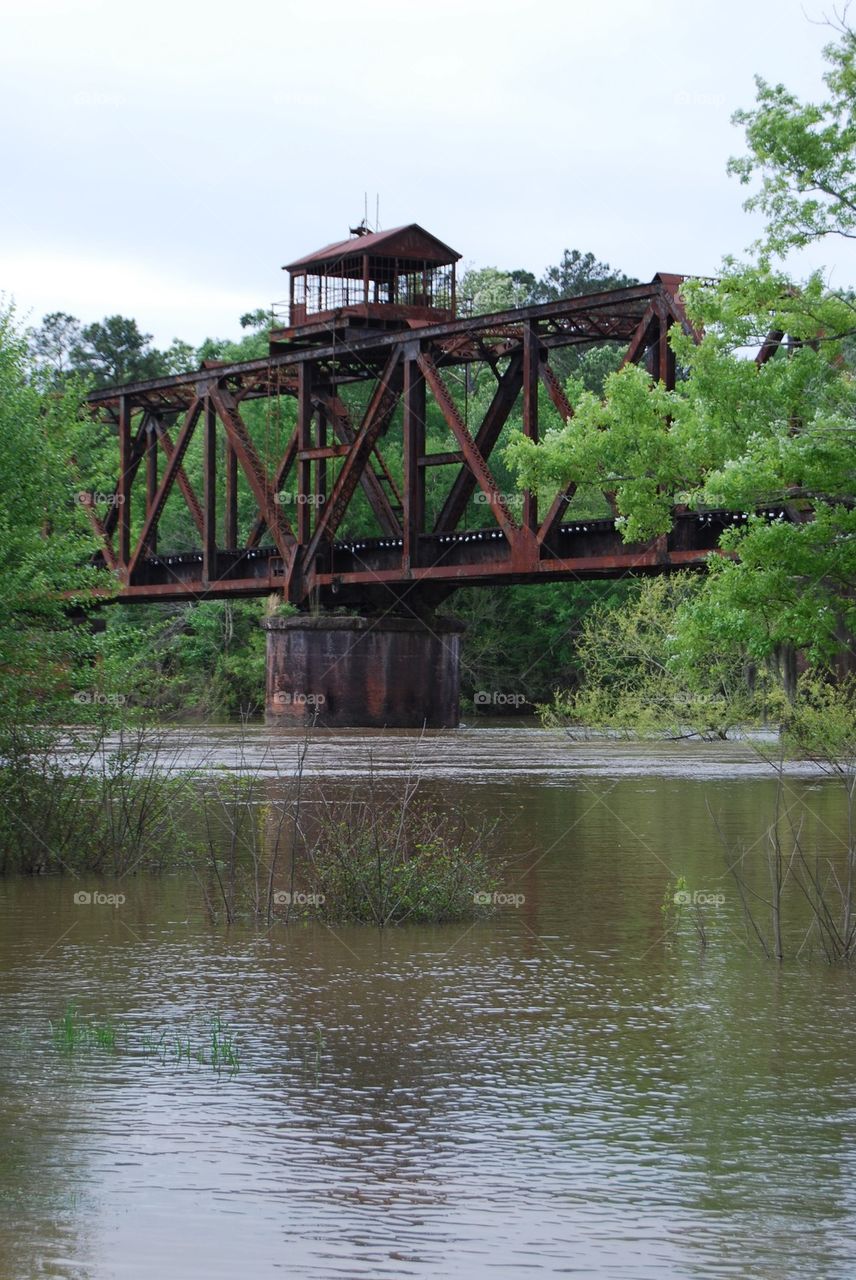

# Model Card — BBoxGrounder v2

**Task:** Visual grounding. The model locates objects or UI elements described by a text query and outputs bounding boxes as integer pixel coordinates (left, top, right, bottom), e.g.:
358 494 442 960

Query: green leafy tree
540 577 779 738
71 315 168 388
0 305 106 721
161 338 198 374
507 266 856 671
728 17 856 255
459 266 537 315
239 307 275 331
531 248 636 302
507 24 856 687
28 311 83 382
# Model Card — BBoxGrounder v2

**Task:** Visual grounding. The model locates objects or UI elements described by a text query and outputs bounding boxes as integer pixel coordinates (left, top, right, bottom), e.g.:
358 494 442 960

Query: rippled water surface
1 727 855 1279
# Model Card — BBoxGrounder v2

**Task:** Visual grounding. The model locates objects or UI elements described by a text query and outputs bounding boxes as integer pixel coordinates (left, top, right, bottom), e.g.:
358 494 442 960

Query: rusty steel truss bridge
82 273 784 614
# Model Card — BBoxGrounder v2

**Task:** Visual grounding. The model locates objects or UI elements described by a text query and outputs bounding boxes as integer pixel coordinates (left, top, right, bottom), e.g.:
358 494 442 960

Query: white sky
0 0 850 347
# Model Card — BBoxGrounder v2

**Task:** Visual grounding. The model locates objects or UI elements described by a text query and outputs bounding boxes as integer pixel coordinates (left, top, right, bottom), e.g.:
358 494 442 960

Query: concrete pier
262 613 464 728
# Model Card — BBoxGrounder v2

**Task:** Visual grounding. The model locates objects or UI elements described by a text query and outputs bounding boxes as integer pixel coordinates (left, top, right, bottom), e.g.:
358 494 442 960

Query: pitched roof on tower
284 223 461 271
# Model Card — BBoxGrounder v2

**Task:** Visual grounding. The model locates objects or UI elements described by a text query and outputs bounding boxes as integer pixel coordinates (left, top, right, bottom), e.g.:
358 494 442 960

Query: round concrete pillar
262 613 464 728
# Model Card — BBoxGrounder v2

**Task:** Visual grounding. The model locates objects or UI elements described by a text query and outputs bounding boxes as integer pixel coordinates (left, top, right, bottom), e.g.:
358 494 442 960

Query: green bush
306 789 500 926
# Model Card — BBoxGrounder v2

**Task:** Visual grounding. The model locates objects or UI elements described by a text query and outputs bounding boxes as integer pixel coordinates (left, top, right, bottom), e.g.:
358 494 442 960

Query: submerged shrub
305 785 500 926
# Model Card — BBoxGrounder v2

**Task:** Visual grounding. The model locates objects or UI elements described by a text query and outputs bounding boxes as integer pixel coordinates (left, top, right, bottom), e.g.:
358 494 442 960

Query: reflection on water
1 727 854 1278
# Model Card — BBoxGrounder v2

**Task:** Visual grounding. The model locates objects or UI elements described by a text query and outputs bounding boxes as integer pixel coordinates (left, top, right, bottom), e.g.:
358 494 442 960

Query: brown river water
1 726 855 1279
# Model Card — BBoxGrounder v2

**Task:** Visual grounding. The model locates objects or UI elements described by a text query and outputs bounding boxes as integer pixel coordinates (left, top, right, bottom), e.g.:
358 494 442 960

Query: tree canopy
728 17 856 256
508 21 856 677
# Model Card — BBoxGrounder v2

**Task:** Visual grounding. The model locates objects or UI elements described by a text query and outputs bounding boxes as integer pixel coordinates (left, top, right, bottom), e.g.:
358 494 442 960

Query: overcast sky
0 0 849 347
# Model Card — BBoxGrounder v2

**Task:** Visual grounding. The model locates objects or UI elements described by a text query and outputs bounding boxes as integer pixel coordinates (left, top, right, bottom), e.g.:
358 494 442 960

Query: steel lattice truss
82 274 779 611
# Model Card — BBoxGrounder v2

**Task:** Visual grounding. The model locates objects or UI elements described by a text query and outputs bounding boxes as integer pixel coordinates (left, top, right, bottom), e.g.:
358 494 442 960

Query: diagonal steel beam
127 398 203 581
538 360 574 420
151 417 205 535
300 351 403 573
245 427 298 549
756 329 786 366
322 394 402 537
103 408 147 540
419 352 520 543
208 386 295 561
70 454 118 571
536 361 577 548
433 350 523 534
620 302 659 371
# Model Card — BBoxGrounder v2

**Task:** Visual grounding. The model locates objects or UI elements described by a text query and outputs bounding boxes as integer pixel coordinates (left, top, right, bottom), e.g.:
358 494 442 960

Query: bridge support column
262 614 464 728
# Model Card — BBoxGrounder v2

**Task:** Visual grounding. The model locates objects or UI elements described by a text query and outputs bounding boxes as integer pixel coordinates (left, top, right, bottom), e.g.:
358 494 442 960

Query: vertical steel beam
202 396 217 586
315 401 328 513
297 363 313 545
224 442 238 547
403 354 426 572
144 418 158 555
656 305 675 387
117 394 132 576
522 321 539 533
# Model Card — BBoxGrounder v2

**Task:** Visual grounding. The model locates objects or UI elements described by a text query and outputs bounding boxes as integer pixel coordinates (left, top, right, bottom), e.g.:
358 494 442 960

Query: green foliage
0 304 109 725
507 28 856 682
95 601 266 716
531 248 636 302
459 266 535 314
728 20 856 255
70 315 167 388
507 263 855 668
456 580 631 710
307 790 499 926
0 723 193 876
28 306 271 392
780 673 856 769
51 1005 240 1071
27 312 82 382
540 576 779 738
458 250 636 318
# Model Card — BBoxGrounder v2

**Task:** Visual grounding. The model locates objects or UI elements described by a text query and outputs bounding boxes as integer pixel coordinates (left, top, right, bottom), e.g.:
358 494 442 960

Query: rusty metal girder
79 273 755 608
87 279 681 409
